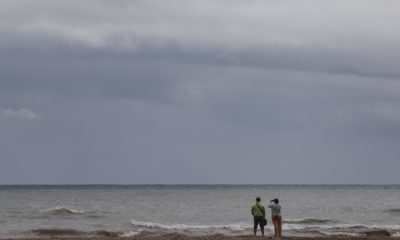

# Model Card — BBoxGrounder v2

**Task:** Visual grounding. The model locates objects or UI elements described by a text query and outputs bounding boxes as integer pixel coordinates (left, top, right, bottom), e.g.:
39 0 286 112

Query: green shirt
252 203 265 217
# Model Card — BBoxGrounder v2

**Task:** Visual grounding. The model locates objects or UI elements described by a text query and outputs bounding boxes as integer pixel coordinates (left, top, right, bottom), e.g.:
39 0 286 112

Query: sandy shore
2 236 399 240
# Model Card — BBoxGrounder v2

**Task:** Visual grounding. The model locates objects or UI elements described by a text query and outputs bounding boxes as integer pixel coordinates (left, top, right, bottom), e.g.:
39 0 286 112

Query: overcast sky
1 0 399 184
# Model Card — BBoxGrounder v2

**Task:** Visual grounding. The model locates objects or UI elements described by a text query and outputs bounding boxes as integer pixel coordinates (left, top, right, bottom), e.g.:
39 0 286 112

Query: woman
268 198 282 237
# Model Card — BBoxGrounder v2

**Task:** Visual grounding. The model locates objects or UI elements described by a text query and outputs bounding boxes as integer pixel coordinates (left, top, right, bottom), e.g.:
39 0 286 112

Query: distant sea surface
0 185 399 238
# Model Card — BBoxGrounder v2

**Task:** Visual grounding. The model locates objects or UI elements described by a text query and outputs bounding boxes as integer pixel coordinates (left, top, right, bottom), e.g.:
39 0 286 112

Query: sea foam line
130 219 249 230
130 219 400 234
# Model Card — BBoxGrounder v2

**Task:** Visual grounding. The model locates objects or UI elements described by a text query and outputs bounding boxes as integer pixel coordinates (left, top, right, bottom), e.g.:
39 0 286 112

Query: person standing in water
251 197 266 236
268 198 282 237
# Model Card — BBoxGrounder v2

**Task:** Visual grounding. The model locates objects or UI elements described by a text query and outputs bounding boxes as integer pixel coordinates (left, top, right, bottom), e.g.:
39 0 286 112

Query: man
251 197 266 236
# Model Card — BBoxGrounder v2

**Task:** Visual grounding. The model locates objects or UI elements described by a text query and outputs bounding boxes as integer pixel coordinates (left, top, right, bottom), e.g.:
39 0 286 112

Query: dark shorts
254 216 265 230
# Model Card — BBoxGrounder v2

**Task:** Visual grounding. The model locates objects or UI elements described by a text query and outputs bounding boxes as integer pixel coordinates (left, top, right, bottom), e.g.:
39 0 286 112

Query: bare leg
261 228 264 236
278 216 282 237
254 228 257 236
272 217 278 237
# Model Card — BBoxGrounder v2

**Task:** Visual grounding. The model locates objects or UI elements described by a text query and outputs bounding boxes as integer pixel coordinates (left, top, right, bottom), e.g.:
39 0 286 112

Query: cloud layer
0 0 399 184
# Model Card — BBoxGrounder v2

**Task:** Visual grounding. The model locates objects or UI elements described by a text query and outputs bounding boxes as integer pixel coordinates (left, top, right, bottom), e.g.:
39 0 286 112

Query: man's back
252 202 265 216
252 197 266 237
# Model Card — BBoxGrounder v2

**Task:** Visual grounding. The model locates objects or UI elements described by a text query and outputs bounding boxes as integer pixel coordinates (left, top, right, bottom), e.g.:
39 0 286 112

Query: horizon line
0 183 399 186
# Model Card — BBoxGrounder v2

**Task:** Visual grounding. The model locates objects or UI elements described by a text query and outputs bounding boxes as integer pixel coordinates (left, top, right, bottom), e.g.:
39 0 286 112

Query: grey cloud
3 0 399 50
0 57 181 102
0 108 40 120
1 0 400 78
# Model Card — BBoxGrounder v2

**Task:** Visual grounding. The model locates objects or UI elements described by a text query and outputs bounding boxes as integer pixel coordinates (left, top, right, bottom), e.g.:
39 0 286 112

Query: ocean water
0 185 399 238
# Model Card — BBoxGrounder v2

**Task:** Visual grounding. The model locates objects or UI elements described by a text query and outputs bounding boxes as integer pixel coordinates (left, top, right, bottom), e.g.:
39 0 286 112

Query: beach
2 236 400 240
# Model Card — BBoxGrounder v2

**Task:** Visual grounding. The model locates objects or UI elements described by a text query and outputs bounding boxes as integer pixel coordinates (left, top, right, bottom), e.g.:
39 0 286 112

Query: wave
120 231 141 237
25 224 400 238
27 220 400 238
31 228 84 235
130 219 400 238
7 210 23 214
89 230 137 237
30 228 140 237
289 223 400 237
130 219 248 231
284 218 337 224
288 227 394 237
385 208 400 213
129 219 251 237
40 207 88 215
38 207 105 218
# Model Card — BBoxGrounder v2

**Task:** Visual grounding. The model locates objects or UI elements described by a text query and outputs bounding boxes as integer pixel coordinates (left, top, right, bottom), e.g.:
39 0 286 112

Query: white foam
318 230 361 237
129 219 400 237
130 219 249 231
120 231 140 237
392 232 400 237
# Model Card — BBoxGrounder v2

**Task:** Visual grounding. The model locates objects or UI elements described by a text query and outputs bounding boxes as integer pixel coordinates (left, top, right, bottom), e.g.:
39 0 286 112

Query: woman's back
268 203 281 216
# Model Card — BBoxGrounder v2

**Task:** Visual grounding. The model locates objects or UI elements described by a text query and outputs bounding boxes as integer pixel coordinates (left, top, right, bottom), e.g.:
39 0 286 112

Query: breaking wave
90 230 136 237
130 219 248 231
37 207 105 219
129 219 250 236
284 218 337 224
24 220 400 238
40 207 89 215
129 219 400 237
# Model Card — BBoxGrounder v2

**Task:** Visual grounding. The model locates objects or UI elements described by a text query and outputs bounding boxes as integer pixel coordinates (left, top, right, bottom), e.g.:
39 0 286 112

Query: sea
0 185 399 238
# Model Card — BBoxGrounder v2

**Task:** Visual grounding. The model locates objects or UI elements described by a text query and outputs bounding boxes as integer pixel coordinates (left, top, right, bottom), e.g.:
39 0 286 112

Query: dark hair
256 197 261 202
274 198 279 204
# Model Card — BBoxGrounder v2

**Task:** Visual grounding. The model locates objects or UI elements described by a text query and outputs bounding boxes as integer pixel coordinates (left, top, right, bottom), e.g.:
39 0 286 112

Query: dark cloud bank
1 0 399 184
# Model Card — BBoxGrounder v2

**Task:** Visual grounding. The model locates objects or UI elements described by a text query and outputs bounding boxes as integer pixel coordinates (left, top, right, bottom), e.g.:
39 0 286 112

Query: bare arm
251 208 254 217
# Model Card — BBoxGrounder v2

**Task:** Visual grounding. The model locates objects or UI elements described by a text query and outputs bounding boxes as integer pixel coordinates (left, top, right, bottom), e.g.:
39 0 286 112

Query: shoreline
1 236 399 240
